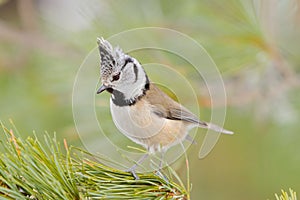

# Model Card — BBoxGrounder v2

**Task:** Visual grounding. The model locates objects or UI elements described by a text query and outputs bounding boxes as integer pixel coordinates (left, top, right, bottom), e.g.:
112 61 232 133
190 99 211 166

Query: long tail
199 122 234 134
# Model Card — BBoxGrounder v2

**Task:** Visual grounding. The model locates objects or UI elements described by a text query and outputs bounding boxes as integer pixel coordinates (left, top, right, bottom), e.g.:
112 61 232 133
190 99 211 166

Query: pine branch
0 124 187 199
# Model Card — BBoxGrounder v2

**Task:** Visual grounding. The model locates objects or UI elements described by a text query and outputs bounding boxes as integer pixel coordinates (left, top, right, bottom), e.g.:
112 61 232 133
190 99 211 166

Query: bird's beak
97 85 108 94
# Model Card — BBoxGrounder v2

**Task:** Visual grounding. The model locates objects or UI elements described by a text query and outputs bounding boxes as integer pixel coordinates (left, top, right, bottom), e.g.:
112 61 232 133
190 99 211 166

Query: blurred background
0 0 299 199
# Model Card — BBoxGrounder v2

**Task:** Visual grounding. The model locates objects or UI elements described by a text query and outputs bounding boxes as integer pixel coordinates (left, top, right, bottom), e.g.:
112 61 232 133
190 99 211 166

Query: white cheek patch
122 74 146 100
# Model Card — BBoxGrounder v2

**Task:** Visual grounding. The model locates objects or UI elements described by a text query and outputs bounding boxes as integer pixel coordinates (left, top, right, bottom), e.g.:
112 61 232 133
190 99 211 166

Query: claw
155 170 169 183
130 170 140 180
125 167 140 180
125 153 149 180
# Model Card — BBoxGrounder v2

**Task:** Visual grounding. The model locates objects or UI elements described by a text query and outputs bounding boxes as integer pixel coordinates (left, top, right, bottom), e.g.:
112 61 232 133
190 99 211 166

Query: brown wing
145 83 207 126
145 83 233 134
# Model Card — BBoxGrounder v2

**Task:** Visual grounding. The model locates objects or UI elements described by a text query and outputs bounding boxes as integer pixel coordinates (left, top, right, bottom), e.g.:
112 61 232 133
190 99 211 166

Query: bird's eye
112 72 120 81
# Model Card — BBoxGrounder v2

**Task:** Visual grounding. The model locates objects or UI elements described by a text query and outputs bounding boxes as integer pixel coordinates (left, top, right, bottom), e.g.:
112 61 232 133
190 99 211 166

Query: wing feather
145 83 205 125
145 83 233 134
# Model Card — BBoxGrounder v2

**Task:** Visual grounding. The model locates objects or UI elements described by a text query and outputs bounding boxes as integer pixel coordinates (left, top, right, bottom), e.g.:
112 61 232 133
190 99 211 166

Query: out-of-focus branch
0 1 82 70
0 19 82 58
198 53 300 108
17 0 38 31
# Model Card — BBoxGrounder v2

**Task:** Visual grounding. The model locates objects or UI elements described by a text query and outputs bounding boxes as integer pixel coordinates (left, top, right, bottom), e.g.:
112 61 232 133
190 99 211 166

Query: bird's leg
159 151 165 169
154 150 169 182
126 153 149 180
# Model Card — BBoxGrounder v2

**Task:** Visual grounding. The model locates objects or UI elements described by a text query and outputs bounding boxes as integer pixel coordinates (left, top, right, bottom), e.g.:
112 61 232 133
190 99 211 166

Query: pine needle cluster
0 124 187 199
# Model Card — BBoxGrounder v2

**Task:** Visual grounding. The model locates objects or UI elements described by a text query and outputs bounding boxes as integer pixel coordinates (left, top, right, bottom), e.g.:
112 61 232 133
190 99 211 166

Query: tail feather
199 122 234 134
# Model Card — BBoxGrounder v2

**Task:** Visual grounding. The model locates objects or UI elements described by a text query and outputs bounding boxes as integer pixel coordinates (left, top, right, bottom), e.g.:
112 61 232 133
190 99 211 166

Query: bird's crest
97 38 127 79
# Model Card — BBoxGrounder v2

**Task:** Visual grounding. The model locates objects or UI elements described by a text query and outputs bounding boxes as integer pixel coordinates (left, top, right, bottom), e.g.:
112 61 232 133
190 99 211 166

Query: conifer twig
0 123 187 199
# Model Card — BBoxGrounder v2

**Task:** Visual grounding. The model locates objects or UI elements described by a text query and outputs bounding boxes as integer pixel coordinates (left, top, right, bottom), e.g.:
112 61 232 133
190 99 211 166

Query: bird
96 37 233 179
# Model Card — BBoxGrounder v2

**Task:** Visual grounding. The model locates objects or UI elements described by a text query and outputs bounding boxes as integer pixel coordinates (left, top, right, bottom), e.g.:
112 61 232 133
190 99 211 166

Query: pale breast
110 98 166 143
110 98 192 152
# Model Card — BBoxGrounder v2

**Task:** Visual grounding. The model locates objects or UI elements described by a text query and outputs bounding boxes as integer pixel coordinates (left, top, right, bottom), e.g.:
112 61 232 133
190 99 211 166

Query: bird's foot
155 169 169 183
125 153 149 180
125 166 140 180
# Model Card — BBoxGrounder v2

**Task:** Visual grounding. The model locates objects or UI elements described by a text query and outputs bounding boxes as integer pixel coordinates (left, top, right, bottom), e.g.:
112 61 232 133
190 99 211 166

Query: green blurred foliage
0 0 299 199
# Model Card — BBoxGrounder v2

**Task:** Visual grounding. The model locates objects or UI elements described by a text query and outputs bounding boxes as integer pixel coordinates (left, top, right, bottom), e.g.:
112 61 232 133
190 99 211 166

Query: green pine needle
0 124 187 199
275 189 297 200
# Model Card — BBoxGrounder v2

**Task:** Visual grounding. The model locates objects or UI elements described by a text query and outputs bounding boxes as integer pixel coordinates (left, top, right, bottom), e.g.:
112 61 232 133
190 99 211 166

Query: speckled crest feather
97 37 127 80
